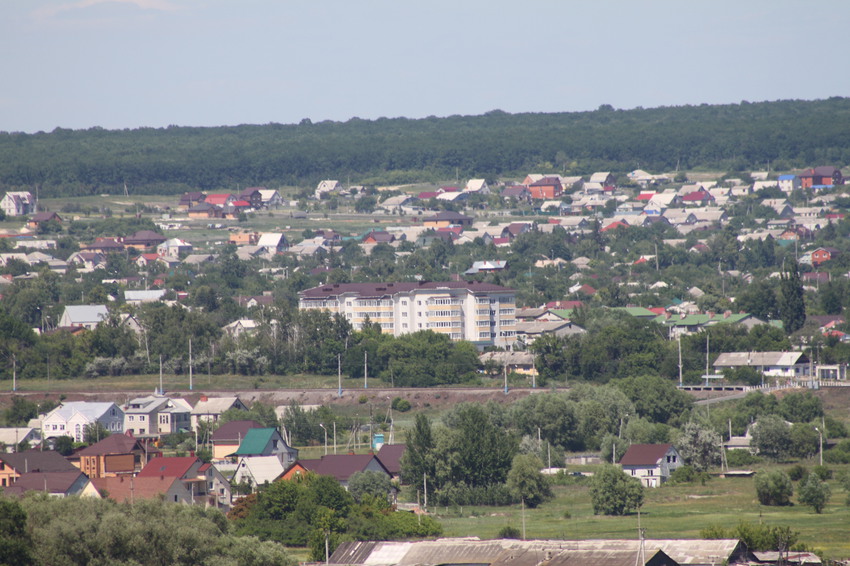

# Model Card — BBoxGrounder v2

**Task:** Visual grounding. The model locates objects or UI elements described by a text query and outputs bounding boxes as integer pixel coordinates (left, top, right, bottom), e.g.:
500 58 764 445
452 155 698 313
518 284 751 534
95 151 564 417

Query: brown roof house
75 433 158 479
376 444 406 481
93 474 193 504
282 453 391 488
210 419 263 461
619 443 682 488
4 470 99 498
0 450 78 488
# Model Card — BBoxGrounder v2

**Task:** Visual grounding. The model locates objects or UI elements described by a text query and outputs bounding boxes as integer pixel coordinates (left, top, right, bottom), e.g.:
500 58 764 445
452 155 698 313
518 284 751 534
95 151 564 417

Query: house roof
236 455 286 485
77 433 143 456
300 281 515 300
92 475 183 502
45 401 118 423
376 444 406 475
294 453 390 482
234 428 280 456
191 397 244 415
713 351 808 367
3 471 87 496
211 420 264 443
619 444 673 466
0 450 78 473
137 456 199 478
62 305 109 324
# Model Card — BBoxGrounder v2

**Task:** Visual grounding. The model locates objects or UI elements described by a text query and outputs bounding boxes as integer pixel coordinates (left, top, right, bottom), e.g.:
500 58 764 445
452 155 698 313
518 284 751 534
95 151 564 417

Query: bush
498 526 522 539
788 465 808 482
589 465 644 516
754 470 793 506
726 449 761 467
391 397 412 412
432 484 516 507
798 473 831 513
812 465 833 481
668 465 710 485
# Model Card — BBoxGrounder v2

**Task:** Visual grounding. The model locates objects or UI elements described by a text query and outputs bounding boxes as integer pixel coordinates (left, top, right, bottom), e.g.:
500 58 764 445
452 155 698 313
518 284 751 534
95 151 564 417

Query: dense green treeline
2 98 850 196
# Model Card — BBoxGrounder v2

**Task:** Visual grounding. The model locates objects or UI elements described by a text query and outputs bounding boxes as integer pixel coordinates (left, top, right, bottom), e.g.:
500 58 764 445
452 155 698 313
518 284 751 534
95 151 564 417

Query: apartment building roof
300 281 514 300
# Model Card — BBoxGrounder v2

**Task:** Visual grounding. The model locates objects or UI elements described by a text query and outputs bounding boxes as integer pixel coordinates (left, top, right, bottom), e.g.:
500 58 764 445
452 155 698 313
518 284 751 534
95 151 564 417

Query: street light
319 423 328 455
815 426 823 466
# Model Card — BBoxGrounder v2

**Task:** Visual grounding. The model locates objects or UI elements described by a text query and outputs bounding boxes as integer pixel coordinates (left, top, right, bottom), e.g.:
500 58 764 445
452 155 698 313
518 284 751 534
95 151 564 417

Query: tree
589 465 644 515
348 471 393 506
778 262 805 333
676 421 721 471
0 498 33 566
506 454 553 508
400 413 435 491
53 436 74 456
83 422 110 444
754 470 793 506
789 423 819 459
751 415 791 460
615 375 692 425
798 473 831 513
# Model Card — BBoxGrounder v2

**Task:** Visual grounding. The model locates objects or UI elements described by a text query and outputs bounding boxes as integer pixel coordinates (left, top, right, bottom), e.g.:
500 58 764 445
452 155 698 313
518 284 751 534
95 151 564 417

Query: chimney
664 312 671 320
724 310 731 319
707 311 715 319
200 395 208 402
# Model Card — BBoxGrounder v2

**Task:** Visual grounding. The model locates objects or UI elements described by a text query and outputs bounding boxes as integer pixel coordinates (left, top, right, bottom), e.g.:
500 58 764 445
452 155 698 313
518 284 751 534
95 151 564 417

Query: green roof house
232 428 298 467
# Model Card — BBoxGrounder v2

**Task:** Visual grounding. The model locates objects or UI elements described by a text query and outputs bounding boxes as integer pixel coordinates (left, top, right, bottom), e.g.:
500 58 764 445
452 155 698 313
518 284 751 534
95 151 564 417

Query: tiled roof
4 471 86 496
77 433 142 456
376 444 406 475
211 420 263 443
93 475 181 502
0 450 77 473
137 456 198 478
294 454 389 481
619 443 672 466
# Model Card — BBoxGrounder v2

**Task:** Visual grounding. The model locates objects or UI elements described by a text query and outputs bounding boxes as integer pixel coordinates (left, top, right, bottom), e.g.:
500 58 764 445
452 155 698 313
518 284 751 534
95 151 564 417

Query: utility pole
338 353 342 397
188 338 193 391
678 335 683 387
364 350 368 389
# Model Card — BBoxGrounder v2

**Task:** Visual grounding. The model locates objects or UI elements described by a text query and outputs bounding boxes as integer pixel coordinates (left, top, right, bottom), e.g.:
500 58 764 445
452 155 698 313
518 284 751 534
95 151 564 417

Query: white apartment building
299 281 517 348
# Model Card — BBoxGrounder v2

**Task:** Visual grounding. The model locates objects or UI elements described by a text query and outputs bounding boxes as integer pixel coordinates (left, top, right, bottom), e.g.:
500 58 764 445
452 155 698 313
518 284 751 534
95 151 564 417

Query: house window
648 470 653 476
139 416 145 421
272 440 278 449
174 495 178 502
129 416 134 421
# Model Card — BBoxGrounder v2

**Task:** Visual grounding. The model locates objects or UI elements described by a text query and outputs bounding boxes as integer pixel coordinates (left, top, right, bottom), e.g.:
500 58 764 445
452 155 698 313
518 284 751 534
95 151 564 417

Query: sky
1 0 849 133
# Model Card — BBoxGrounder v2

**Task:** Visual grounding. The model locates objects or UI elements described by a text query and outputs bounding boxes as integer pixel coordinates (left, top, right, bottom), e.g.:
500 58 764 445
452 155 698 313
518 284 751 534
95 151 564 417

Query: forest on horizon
1 97 850 197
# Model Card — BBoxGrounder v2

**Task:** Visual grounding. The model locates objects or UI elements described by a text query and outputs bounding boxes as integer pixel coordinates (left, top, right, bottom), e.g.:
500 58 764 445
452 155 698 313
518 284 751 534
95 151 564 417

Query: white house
258 189 283 208
713 351 810 379
41 402 124 442
157 238 193 259
122 395 192 437
58 305 109 330
619 443 682 488
190 396 248 432
464 179 490 194
0 191 36 217
256 232 288 253
232 455 285 491
315 180 341 199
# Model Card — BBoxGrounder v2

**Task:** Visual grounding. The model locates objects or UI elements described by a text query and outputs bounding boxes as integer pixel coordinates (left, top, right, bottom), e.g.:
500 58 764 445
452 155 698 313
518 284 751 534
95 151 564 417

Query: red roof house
619 443 682 488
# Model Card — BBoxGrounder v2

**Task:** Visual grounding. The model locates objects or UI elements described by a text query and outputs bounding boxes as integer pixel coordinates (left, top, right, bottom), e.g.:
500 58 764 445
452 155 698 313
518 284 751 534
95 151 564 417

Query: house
464 179 490 194
258 189 283 208
315 180 341 199
231 428 298 468
3 470 98 498
210 420 264 461
514 320 586 346
479 351 537 379
157 238 193 259
41 402 124 441
0 191 36 216
123 395 192 437
27 211 62 229
528 177 563 200
713 351 811 379
187 202 222 218
123 230 167 250
204 193 236 208
464 260 507 275
137 456 231 508
0 427 42 451
93 474 194 504
375 444 406 482
0 450 79 488
190 396 248 431
589 172 616 186
223 318 260 338
239 187 265 208
362 230 395 244
501 185 532 203
282 453 391 488
75 433 157 478
257 232 289 253
619 443 682 488
799 166 844 188
422 211 473 228
67 251 106 271
232 455 286 491
811 247 839 267
135 253 161 269
178 192 206 209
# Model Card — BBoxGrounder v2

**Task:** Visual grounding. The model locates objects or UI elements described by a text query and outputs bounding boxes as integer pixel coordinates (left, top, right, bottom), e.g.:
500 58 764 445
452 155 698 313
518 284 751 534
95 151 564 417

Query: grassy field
433 471 850 561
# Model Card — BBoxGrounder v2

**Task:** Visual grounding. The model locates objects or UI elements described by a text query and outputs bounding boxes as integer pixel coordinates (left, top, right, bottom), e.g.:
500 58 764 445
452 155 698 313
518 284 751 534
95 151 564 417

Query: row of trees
3 98 850 194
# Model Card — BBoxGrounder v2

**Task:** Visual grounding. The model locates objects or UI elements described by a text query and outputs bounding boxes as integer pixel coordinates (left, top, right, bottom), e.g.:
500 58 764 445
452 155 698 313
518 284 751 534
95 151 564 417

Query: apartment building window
479 331 491 339
477 320 490 327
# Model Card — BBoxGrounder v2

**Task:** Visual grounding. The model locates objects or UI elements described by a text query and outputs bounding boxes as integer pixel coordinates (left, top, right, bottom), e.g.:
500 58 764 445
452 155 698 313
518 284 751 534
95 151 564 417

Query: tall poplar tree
778 262 805 333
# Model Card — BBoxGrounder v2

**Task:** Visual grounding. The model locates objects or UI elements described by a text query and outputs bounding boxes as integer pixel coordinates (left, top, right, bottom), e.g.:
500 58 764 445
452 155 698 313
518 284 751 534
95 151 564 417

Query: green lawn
434 474 850 561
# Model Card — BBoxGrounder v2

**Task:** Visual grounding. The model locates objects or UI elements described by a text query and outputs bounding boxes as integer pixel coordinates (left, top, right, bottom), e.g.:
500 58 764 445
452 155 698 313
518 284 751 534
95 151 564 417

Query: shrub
726 449 760 467
798 474 831 513
589 465 644 516
754 470 793 506
391 397 412 412
812 465 833 481
498 526 522 539
668 465 710 485
788 465 808 482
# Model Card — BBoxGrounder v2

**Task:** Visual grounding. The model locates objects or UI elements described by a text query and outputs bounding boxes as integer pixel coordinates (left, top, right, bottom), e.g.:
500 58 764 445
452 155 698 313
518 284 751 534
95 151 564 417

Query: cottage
231 428 298 468
0 191 36 216
41 401 124 441
619 443 682 487
123 395 192 437
0 450 78 488
210 420 264 461
75 433 157 478
232 455 286 491
282 453 391 489
190 396 248 431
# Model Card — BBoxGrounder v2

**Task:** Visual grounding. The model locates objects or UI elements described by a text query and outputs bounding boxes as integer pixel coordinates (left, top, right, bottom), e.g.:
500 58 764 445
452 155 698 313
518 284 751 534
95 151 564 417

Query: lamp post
815 426 823 466
319 423 328 455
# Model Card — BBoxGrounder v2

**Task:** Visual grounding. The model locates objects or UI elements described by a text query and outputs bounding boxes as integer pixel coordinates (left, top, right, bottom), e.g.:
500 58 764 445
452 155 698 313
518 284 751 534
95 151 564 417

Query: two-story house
41 402 124 442
619 443 682 488
231 428 298 468
123 395 192 438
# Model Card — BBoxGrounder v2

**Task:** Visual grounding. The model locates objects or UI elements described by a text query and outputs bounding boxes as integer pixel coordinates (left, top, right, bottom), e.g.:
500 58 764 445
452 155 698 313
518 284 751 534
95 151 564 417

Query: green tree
400 413 435 492
676 421 721 471
506 454 553 508
615 375 692 425
0 498 33 566
778 262 805 333
789 423 819 459
754 470 794 506
797 473 831 513
589 465 644 515
751 414 791 460
348 471 393 506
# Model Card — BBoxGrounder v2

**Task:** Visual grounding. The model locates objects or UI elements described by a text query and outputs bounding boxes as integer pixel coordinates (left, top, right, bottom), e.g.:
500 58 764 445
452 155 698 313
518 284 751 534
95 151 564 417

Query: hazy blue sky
2 0 848 133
